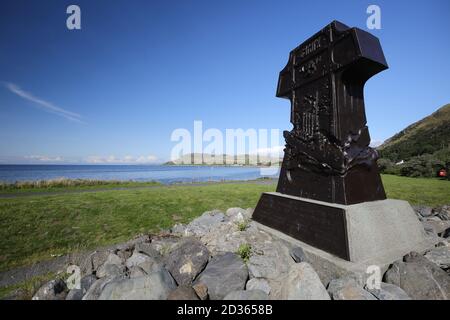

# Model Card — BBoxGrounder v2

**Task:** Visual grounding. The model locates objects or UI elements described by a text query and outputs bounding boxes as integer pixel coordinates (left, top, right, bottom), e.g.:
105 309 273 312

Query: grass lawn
382 174 450 206
0 180 161 194
0 175 449 273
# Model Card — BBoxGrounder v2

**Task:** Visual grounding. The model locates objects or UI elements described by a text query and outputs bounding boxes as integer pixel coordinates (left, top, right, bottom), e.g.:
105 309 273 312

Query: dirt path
0 178 277 199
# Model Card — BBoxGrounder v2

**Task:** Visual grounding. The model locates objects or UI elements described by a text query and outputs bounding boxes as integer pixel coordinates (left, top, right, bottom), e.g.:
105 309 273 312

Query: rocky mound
32 206 450 300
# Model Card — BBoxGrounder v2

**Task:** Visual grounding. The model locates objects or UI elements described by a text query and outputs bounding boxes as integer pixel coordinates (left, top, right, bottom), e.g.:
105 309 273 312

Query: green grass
0 179 161 194
236 243 252 263
382 174 450 206
0 182 276 272
0 272 57 300
0 175 448 274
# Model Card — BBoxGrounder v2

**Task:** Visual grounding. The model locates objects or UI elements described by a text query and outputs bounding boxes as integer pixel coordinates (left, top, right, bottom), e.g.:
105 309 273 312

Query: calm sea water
0 165 279 184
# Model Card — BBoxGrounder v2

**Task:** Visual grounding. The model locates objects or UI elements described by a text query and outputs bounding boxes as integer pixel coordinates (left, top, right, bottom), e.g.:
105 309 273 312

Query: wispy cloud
3 82 85 124
24 155 64 162
86 155 158 164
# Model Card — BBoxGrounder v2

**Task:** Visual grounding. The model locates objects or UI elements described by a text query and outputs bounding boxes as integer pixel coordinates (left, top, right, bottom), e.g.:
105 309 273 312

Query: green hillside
378 104 450 162
377 104 450 178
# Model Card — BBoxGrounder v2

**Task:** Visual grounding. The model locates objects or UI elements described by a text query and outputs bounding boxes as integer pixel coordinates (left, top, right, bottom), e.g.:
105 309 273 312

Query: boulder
114 235 151 252
171 223 187 235
91 250 112 272
246 278 271 295
223 290 269 300
195 252 248 300
422 219 450 236
281 263 330 300
129 266 148 278
98 270 176 300
32 279 68 300
247 240 292 280
66 274 98 300
226 207 252 222
82 275 122 300
80 250 111 276
435 206 450 221
424 247 450 269
413 205 434 218
384 252 450 300
134 242 162 260
167 286 199 300
184 210 225 237
365 282 411 300
327 277 376 300
96 253 125 278
125 250 162 274
164 238 210 286
150 236 181 256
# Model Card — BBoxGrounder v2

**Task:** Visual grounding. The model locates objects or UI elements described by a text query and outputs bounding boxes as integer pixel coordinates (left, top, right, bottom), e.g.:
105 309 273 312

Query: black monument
253 21 389 261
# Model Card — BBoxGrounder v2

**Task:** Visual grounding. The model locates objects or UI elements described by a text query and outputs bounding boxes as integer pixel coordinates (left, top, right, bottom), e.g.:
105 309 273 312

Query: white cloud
3 82 85 124
86 155 158 164
24 155 64 162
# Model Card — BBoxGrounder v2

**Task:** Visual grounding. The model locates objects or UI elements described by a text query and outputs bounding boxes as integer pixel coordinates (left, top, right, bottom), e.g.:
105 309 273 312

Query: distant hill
378 104 450 162
165 153 282 166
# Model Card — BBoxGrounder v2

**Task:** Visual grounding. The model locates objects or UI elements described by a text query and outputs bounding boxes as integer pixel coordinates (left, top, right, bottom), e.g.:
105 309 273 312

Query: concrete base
252 193 436 285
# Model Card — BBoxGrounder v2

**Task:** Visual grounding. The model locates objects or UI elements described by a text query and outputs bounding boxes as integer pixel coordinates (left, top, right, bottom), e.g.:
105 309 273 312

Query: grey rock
422 219 450 236
82 275 121 300
66 274 98 300
96 253 125 278
435 205 450 221
116 249 133 261
384 252 450 300
171 223 187 235
165 238 210 286
96 263 124 278
437 239 450 248
134 242 162 260
167 286 200 300
413 205 434 218
226 207 252 222
184 210 225 237
365 282 411 300
80 250 111 276
223 290 269 300
66 288 84 300
281 263 330 300
151 236 180 256
32 279 68 300
195 252 248 300
290 246 307 263
115 235 151 252
425 247 450 269
126 251 153 269
129 266 148 278
91 250 112 271
98 270 176 300
247 240 292 280
245 278 271 295
327 277 376 300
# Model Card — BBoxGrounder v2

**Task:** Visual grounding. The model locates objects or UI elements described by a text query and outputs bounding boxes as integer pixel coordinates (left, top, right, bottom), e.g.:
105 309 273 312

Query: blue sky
0 0 449 164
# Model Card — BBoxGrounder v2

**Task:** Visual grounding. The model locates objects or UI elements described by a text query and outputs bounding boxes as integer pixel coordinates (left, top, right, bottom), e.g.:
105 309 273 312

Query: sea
0 165 280 184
